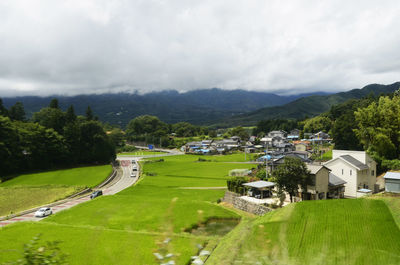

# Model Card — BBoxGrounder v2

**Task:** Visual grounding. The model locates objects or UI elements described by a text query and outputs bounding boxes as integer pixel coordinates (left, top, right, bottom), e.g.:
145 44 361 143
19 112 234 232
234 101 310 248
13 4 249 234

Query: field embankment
0 165 112 217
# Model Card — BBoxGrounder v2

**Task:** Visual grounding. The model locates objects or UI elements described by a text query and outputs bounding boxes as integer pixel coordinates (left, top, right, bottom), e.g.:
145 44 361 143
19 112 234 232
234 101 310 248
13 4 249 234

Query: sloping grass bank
208 199 400 265
0 165 112 217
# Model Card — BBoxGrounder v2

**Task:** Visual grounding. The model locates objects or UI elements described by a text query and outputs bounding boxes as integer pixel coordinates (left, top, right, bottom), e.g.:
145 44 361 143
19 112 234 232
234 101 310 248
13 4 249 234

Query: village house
293 140 311 151
310 131 331 144
268 130 287 138
324 150 377 198
287 129 300 140
303 165 346 200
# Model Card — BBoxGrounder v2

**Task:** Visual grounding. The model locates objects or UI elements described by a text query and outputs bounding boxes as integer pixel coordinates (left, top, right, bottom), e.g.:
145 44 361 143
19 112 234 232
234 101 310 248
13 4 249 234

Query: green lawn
208 199 400 265
0 154 256 264
0 165 112 217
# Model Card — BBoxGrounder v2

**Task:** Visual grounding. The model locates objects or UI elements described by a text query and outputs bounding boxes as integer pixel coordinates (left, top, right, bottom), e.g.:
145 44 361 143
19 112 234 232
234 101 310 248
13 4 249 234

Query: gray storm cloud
0 0 400 96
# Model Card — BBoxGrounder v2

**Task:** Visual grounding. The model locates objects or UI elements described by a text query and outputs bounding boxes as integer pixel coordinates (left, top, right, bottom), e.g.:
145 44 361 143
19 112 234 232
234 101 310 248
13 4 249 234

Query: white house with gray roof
324 150 377 198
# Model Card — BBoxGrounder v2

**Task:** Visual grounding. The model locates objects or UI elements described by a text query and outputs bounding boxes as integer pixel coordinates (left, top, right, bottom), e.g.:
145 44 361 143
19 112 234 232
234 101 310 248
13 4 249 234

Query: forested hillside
2 89 328 127
219 82 400 127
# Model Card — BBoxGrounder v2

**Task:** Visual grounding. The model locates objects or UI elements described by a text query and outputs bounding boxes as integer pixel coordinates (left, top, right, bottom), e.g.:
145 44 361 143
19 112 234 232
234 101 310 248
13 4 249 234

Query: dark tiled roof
329 173 347 186
340 155 369 170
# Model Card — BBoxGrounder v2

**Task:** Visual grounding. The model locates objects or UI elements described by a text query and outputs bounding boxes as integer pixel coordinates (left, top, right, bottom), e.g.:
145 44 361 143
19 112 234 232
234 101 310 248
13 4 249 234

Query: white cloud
0 0 399 96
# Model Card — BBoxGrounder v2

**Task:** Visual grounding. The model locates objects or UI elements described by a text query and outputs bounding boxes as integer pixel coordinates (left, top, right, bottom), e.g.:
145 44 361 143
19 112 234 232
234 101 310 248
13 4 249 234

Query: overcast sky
1 0 400 97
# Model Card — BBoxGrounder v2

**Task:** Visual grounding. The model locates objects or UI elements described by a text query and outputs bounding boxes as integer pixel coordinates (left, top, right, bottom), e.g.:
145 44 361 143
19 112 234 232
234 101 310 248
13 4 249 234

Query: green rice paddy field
208 198 400 265
0 165 112 216
0 154 254 264
1 153 400 265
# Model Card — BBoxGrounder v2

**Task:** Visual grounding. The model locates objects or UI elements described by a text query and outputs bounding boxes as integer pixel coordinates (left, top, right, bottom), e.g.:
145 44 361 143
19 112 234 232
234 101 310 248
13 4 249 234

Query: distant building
287 129 300 140
268 130 287 138
324 150 377 198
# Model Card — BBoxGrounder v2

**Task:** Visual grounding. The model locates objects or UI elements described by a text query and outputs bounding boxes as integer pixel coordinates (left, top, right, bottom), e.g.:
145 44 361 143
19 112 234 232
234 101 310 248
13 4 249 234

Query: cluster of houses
243 150 380 202
184 129 331 155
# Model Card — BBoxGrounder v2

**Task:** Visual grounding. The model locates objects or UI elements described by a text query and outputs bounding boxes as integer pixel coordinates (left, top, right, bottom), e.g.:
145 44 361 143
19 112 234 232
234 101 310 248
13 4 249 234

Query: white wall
325 159 358 197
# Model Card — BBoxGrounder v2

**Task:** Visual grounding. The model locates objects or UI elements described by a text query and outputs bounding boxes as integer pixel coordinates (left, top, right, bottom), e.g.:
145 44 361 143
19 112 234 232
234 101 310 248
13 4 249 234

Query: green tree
302 116 332 133
0 116 23 177
229 126 249 141
32 107 66 134
0 98 9 117
77 121 115 163
16 122 68 170
85 106 94 121
109 128 125 148
126 115 168 140
272 157 312 202
354 95 400 160
65 105 77 123
9 102 26 121
49 98 59 109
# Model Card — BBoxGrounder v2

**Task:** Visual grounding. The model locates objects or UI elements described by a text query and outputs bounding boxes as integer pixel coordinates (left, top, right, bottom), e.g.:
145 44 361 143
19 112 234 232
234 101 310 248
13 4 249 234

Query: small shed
383 172 400 193
243 180 276 199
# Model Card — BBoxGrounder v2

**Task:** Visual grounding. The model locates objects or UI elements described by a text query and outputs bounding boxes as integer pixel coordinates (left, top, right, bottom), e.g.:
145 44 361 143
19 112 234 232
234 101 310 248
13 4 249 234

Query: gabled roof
384 172 400 180
340 155 369 170
307 164 329 175
328 173 347 186
243 180 276 188
325 155 369 170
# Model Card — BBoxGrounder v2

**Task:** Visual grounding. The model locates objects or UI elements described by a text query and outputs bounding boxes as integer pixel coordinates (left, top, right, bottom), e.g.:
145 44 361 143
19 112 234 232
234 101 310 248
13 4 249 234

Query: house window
342 169 344 175
350 170 352 176
371 170 374 176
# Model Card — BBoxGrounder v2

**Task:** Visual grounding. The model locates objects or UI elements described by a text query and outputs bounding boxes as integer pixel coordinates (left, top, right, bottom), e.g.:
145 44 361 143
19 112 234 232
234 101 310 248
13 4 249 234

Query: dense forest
0 99 116 181
219 82 400 127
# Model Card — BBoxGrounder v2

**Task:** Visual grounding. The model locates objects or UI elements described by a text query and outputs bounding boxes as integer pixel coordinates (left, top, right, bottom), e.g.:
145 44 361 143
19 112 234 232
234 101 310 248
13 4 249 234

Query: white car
34 207 52 218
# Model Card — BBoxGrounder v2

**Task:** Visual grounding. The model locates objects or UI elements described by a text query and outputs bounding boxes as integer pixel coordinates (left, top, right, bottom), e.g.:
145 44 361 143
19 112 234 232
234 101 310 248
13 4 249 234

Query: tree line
0 98 115 180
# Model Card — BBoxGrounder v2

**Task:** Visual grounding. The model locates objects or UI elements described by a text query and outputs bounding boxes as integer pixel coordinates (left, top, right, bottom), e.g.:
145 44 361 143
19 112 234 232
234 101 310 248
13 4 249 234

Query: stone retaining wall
223 191 272 215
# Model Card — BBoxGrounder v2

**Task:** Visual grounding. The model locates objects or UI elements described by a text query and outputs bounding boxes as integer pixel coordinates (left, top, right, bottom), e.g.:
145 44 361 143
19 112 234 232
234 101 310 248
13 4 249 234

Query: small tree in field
272 157 312 202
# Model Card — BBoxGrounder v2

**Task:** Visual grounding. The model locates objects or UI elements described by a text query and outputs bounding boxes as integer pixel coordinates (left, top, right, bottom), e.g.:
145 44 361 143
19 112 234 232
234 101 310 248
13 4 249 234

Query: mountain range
2 82 399 128
2 89 329 127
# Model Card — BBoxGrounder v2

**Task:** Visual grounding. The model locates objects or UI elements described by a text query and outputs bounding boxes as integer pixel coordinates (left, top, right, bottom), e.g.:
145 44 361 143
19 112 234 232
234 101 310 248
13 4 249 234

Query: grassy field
368 193 400 228
0 165 112 217
0 186 81 217
0 165 112 188
208 199 400 265
118 150 166 156
0 154 257 264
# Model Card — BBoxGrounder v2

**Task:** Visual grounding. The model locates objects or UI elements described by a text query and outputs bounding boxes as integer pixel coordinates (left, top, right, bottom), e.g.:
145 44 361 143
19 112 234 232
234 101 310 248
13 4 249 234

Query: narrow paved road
0 160 140 227
0 149 182 227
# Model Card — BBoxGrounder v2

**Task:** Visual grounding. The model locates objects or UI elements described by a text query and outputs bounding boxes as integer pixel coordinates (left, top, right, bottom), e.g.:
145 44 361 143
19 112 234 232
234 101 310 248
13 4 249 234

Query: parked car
34 207 52 218
90 190 103 199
